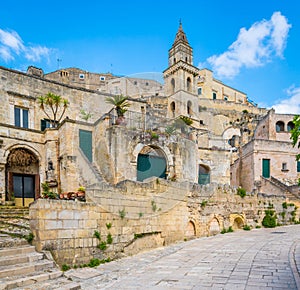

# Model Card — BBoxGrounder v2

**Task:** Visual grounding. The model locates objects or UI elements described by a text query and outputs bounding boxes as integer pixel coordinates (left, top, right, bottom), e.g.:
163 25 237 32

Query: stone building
0 23 298 207
231 109 300 197
1 22 299 265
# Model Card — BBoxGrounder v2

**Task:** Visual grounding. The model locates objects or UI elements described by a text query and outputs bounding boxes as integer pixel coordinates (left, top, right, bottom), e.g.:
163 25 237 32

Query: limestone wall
30 180 299 266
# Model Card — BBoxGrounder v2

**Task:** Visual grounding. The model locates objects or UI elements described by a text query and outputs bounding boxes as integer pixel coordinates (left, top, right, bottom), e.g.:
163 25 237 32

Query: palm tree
38 92 69 128
105 95 130 118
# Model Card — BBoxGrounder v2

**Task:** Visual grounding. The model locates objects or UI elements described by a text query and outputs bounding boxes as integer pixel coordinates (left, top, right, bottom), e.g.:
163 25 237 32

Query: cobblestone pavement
66 225 300 289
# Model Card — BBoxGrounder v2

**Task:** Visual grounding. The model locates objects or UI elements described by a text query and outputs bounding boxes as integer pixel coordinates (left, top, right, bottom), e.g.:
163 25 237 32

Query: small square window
198 87 202 95
282 163 288 171
100 76 105 81
212 92 217 100
224 95 228 101
79 74 85 79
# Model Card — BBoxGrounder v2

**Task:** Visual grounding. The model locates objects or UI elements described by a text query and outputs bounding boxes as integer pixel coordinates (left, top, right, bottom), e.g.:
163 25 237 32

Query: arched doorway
209 218 220 236
198 164 210 185
185 220 196 238
6 148 39 207
232 217 244 230
137 146 167 182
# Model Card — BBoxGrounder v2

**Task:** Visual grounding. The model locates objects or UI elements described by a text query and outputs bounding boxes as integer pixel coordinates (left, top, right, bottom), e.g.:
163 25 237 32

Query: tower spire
173 20 189 46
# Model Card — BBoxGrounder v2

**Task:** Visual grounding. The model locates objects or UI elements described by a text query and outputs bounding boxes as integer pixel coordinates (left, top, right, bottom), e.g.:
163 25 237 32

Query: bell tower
164 22 199 96
168 22 193 66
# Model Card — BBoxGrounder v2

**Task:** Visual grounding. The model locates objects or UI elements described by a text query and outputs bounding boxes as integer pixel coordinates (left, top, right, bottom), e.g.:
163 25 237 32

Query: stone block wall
29 180 300 267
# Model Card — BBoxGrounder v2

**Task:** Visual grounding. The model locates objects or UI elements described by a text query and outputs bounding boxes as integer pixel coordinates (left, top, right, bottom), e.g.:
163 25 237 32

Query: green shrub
98 241 107 250
237 187 246 198
107 233 113 244
119 209 126 219
25 232 34 244
243 225 251 231
106 223 112 229
88 258 100 267
94 230 101 240
262 210 277 228
61 264 71 271
282 202 288 209
200 200 208 209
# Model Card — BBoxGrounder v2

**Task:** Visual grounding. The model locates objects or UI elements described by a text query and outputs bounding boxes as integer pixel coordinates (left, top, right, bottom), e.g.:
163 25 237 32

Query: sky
0 0 300 114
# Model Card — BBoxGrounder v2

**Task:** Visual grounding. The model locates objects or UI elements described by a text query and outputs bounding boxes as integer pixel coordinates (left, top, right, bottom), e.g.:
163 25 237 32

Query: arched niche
185 220 196 238
209 218 220 236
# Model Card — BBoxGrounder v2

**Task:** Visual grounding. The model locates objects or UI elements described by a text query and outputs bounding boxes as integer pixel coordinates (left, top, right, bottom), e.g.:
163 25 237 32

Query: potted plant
105 95 130 125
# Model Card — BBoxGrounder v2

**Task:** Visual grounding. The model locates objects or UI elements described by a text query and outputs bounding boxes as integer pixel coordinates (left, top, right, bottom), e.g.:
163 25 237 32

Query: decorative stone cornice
163 61 199 78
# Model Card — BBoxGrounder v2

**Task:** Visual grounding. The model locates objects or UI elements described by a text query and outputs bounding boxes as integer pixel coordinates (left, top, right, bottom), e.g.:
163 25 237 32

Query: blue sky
1 0 300 113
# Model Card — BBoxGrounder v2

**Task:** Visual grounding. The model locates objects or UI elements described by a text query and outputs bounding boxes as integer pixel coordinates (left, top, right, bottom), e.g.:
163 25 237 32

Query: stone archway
185 220 196 238
6 148 40 207
232 216 245 230
137 145 167 182
209 218 220 236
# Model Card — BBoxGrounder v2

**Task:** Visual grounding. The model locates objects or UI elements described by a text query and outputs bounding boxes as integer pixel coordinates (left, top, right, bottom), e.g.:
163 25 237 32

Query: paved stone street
66 225 300 290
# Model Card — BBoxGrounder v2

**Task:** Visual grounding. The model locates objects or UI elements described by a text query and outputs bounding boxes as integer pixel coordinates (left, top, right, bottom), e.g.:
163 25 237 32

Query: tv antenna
57 58 62 69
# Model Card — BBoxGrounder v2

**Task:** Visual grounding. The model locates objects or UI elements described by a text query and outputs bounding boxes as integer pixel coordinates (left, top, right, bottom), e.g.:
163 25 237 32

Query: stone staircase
0 206 81 289
270 176 300 200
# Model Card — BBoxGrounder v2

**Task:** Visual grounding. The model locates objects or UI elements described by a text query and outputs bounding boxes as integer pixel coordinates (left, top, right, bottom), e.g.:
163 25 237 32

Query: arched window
171 78 175 94
187 101 192 116
137 146 167 182
276 121 284 132
198 165 210 185
173 58 176 64
187 77 191 92
170 101 175 117
287 121 295 132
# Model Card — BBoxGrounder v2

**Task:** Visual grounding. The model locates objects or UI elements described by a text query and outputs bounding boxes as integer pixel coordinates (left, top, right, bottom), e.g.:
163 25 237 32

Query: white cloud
0 28 52 64
0 29 24 54
206 12 291 79
272 86 300 114
25 46 51 62
0 45 14 61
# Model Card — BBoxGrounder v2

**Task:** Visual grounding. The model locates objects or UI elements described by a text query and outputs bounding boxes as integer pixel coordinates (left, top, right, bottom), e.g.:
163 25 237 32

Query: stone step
0 245 35 257
0 234 29 248
0 269 63 290
12 278 81 290
0 251 44 267
0 259 54 278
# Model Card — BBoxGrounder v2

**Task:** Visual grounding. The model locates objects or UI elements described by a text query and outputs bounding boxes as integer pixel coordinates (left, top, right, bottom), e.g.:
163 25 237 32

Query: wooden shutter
79 129 93 162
